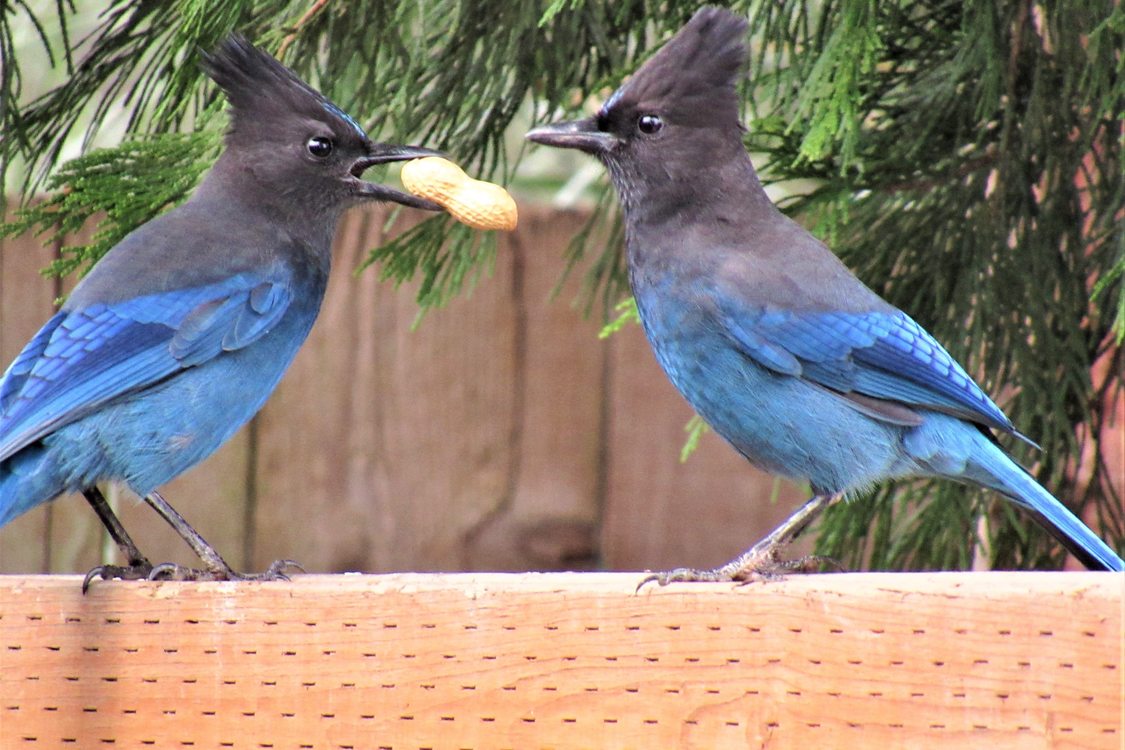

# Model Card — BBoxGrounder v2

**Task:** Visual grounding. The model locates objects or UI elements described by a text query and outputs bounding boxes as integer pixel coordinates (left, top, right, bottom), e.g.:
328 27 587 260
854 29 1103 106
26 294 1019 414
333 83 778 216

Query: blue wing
718 303 1020 436
0 274 291 462
0 311 68 416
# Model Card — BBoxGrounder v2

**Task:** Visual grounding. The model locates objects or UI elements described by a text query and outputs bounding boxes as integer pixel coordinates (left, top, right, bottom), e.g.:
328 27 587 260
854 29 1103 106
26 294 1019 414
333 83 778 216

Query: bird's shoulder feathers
66 198 328 309
0 271 295 463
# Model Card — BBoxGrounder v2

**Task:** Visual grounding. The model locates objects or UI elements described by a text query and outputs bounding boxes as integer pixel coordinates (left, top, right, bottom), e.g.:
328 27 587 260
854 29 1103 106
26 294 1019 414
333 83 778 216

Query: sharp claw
81 568 104 594
264 559 305 578
147 562 197 581
636 568 708 592
260 564 292 582
81 562 157 593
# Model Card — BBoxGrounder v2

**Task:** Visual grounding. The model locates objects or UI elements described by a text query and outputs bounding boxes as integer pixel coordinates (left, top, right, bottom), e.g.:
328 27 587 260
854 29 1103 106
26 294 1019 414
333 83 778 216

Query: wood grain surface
1 572 1121 749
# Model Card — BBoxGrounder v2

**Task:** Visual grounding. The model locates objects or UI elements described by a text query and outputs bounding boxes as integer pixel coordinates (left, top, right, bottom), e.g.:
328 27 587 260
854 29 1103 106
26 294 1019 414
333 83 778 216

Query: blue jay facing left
528 7 1123 579
0 36 443 587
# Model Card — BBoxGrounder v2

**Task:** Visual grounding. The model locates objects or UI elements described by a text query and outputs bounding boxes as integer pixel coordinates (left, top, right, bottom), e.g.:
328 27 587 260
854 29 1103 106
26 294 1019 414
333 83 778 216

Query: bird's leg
82 486 149 565
81 486 155 592
142 490 303 582
638 492 845 589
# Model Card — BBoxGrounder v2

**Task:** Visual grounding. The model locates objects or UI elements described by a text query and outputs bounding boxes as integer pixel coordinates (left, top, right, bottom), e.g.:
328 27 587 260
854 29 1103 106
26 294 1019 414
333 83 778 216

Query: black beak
526 117 620 155
352 143 445 210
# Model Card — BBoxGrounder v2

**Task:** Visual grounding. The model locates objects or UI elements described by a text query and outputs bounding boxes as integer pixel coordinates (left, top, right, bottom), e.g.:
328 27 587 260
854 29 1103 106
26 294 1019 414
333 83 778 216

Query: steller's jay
0 36 443 586
528 7 1124 578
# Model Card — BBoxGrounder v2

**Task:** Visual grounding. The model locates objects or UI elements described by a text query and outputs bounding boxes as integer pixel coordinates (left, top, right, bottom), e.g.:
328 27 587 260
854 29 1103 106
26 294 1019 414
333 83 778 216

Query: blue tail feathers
977 442 1124 571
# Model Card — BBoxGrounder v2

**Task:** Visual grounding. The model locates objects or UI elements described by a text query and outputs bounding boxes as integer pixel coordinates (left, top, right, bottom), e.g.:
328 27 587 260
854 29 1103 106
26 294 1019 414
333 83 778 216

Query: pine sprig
679 415 710 464
560 185 629 317
786 0 883 168
359 214 498 313
1 131 217 279
597 297 638 339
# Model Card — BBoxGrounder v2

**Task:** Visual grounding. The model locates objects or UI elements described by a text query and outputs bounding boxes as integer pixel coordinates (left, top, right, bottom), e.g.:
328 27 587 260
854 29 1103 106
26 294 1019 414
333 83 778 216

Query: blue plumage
529 6 1123 575
723 307 1020 436
0 36 441 582
0 276 288 466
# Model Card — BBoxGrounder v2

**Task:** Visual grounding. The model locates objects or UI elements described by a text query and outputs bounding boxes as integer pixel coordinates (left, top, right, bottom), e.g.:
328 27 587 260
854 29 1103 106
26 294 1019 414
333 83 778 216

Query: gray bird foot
637 492 847 591
84 558 305 589
147 558 305 583
637 552 842 590
82 561 157 593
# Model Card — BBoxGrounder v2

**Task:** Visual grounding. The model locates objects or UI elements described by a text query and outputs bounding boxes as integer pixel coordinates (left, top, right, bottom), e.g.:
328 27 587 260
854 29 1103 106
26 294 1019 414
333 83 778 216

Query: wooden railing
2 572 1120 749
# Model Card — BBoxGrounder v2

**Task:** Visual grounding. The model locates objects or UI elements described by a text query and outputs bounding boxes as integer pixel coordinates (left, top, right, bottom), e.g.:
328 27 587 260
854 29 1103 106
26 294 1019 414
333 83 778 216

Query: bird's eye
306 136 334 158
637 114 663 135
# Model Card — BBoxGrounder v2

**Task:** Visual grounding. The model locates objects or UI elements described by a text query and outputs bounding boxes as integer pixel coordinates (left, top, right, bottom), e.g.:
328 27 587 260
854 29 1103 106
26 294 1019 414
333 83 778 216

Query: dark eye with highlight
637 114 663 135
306 136 334 158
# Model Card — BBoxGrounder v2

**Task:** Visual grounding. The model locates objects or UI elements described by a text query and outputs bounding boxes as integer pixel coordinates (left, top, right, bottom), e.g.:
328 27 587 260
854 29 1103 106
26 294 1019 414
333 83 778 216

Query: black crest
200 36 367 141
605 7 748 128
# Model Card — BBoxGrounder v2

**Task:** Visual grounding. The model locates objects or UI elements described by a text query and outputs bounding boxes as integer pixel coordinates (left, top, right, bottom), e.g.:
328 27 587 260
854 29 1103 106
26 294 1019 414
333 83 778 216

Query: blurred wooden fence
0 204 809 576
1 203 1120 576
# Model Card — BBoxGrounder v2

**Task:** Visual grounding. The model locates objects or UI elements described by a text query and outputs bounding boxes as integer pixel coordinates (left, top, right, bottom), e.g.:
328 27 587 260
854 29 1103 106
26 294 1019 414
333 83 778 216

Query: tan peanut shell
401 157 518 231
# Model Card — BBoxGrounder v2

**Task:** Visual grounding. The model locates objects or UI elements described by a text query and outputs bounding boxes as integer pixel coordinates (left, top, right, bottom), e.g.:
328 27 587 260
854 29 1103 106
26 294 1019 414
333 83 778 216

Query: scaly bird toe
260 559 305 579
146 562 210 581
216 558 305 582
146 558 305 582
637 546 844 591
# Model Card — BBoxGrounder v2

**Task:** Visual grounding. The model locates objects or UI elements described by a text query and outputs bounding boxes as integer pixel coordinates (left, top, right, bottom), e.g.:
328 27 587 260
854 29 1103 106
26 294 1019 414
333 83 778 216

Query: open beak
352 143 445 210
526 117 620 155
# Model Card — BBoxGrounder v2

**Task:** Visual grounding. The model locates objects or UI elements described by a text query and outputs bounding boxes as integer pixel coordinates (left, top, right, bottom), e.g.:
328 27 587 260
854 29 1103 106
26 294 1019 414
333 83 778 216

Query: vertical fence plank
245 207 389 573
0 223 57 572
462 208 607 571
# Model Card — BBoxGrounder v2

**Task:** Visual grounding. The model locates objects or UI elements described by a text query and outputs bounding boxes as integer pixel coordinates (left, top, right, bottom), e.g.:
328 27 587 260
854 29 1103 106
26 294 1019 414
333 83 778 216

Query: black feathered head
527 7 747 156
199 36 440 212
601 6 746 131
527 7 753 216
200 36 357 142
